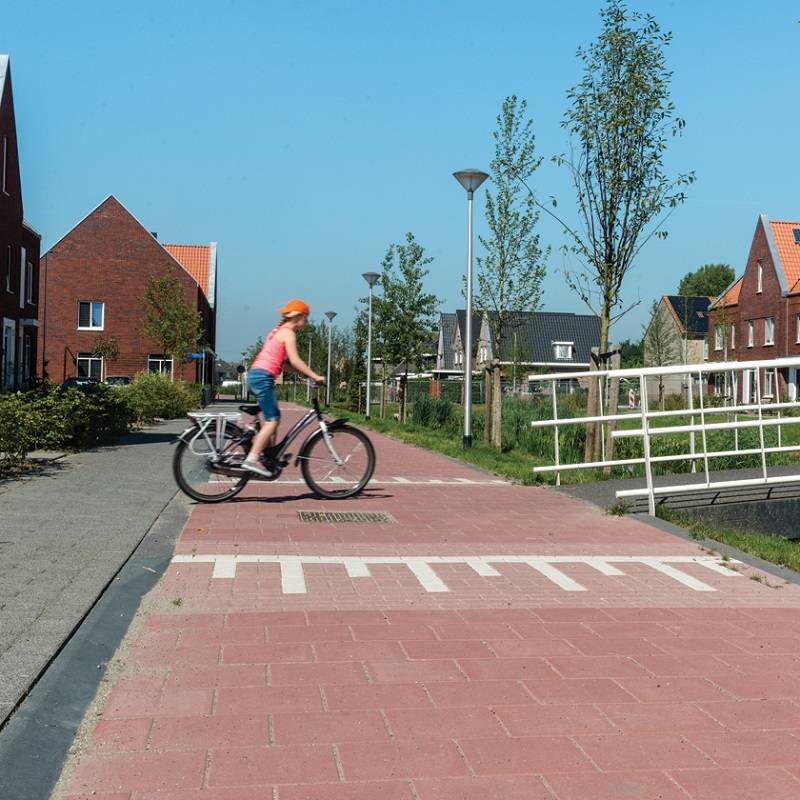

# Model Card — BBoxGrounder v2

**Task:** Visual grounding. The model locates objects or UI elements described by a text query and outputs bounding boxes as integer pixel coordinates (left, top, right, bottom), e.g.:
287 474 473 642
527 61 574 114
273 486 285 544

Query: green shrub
0 393 37 475
123 372 201 424
411 395 434 426
432 398 453 428
26 384 132 449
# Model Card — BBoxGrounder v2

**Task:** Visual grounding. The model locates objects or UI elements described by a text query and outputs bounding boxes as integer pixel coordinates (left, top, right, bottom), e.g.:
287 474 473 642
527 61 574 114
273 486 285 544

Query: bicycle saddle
238 404 261 415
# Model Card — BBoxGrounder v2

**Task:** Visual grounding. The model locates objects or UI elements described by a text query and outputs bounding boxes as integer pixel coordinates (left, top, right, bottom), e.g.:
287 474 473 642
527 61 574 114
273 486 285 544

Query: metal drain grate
298 511 397 524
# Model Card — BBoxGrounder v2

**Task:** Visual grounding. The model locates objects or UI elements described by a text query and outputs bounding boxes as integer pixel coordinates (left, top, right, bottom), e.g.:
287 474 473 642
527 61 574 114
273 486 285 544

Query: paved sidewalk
0 418 188 726
53 405 800 799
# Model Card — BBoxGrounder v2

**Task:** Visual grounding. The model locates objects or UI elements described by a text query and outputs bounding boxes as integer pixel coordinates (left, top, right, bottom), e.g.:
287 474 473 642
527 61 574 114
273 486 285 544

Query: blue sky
4 0 799 359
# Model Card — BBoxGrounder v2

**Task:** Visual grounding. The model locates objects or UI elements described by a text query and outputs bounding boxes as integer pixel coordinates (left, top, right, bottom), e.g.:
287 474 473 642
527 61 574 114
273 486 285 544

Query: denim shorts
248 368 280 421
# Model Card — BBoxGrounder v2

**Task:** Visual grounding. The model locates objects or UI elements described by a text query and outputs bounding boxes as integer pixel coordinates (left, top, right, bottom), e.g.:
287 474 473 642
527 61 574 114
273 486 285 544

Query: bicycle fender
326 417 350 430
177 426 197 443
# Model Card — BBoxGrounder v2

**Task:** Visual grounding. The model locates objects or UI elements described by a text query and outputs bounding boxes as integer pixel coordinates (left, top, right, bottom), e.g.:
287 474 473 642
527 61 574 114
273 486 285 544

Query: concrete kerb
0 490 191 800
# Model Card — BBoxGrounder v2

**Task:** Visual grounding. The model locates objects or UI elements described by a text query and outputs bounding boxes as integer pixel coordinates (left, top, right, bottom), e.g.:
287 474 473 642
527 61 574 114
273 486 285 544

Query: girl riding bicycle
243 299 325 477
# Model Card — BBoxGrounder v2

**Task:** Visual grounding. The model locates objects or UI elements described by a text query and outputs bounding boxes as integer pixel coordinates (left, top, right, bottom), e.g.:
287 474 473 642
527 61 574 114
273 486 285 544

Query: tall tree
476 95 548 449
139 274 202 378
678 264 734 297
372 233 439 423
534 0 693 458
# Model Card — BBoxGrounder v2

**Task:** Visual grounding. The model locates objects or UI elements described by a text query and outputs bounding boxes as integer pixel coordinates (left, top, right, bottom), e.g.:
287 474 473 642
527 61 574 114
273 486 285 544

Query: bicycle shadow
226 488 395 504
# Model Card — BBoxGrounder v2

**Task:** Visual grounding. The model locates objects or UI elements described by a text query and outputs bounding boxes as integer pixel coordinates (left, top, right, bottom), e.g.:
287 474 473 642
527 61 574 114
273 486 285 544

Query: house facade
475 310 601 391
41 196 217 383
0 55 42 390
708 215 800 401
643 295 712 397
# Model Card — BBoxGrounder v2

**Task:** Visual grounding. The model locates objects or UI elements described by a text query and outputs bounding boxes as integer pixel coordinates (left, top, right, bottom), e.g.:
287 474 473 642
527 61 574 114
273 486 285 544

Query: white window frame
1 137 7 195
703 337 709 361
796 314 800 345
730 324 735 350
25 260 33 304
765 317 775 346
764 369 774 399
714 326 723 351
78 300 105 330
757 262 763 293
76 352 103 381
148 354 174 376
18 247 25 310
553 341 574 361
747 320 754 348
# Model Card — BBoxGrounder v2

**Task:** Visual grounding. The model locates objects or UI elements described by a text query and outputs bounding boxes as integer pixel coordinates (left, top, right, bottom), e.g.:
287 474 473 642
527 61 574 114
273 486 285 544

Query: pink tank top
251 325 287 376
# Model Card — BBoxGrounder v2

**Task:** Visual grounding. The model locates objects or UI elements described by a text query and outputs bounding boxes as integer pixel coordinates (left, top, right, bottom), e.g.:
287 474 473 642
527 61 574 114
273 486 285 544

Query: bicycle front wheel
173 422 250 503
299 424 375 499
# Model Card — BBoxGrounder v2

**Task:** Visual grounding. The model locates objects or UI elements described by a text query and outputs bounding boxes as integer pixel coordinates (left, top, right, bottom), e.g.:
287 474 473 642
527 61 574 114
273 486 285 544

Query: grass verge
321 403 549 485
657 506 800 574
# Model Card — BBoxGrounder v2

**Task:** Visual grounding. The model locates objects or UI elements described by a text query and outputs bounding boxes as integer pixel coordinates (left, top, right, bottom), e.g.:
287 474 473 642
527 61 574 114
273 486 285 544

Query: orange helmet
280 299 310 316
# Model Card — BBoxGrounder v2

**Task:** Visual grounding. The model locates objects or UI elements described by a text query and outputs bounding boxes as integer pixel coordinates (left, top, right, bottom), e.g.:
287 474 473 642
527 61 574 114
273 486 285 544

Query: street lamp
453 168 489 448
362 272 380 418
324 311 337 405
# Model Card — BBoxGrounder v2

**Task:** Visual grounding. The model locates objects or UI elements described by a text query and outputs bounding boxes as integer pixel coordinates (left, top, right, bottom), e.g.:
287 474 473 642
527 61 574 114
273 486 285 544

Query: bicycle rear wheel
173 422 250 503
299 424 375 499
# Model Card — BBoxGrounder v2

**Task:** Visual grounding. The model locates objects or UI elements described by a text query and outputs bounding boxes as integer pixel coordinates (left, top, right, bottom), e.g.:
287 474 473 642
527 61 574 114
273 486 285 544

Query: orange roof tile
770 220 800 293
163 243 215 303
715 276 742 307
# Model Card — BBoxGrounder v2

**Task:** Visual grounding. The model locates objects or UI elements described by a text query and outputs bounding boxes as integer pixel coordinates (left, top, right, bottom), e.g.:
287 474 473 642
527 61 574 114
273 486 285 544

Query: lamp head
453 169 489 193
362 271 380 287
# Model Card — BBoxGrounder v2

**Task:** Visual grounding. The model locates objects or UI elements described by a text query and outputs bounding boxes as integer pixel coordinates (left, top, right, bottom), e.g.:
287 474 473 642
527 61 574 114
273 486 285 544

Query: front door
2 318 16 389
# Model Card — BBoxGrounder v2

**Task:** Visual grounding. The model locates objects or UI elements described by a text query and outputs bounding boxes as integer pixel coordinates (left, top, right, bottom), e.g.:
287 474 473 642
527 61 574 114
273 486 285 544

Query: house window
714 325 723 351
765 317 775 346
76 352 102 380
25 261 33 304
730 324 735 350
18 247 25 310
796 314 800 345
5 245 10 293
747 320 754 347
148 354 173 375
764 370 774 398
553 342 574 361
757 262 763 293
703 337 709 360
1 137 7 194
78 301 104 330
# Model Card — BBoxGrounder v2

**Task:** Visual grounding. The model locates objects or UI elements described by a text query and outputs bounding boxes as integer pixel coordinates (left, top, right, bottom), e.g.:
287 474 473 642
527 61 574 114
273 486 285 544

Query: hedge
0 372 203 477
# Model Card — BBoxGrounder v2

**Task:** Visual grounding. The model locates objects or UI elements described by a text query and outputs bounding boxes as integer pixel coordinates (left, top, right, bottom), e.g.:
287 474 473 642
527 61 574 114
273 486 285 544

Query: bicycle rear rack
187 411 242 452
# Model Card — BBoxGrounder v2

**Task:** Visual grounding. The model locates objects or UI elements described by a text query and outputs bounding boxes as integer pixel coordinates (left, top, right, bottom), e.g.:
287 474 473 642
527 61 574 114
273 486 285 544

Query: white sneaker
242 458 275 478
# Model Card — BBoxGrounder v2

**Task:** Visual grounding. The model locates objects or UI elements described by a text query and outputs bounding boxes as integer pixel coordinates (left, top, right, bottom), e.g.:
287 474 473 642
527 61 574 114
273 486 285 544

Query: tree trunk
602 345 621 475
483 369 492 444
491 364 502 450
584 347 599 463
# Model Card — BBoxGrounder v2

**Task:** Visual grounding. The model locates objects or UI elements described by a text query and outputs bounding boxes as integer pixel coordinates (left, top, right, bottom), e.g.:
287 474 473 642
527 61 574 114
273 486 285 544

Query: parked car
61 377 100 390
105 375 132 386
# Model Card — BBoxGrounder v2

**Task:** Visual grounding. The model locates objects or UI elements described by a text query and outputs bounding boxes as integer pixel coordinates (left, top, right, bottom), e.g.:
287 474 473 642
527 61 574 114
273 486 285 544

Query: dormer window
757 262 763 293
553 341 574 361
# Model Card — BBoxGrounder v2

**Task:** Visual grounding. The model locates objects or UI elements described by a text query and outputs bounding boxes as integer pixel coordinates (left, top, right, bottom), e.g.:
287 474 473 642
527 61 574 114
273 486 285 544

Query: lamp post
453 168 489 448
324 311 337 405
306 336 312 401
361 272 380 418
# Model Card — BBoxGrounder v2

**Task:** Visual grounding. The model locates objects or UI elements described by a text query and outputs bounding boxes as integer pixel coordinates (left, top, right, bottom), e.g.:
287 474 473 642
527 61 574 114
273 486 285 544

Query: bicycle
172 395 376 503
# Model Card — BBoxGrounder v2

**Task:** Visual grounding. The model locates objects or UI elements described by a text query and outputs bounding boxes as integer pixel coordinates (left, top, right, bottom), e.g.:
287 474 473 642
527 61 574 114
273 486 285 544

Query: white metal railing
528 356 800 515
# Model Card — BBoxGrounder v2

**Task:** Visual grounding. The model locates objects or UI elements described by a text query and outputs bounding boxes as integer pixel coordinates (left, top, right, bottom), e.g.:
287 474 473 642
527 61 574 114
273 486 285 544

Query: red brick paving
60 405 800 798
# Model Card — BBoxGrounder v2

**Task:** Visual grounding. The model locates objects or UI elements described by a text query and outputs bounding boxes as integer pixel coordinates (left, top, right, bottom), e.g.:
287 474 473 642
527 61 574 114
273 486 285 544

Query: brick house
708 215 800 402
643 295 712 398
40 195 217 383
0 55 42 390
